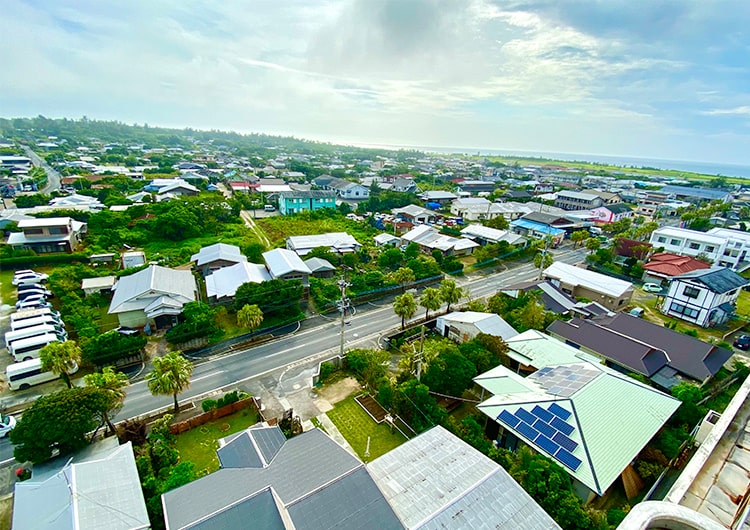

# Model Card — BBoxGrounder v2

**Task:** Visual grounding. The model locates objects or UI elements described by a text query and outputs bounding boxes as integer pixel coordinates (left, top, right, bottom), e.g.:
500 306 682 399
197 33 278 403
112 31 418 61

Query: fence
169 397 257 434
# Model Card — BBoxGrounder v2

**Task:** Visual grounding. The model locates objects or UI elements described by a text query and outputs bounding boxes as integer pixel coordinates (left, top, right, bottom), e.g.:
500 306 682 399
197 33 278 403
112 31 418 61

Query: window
24 228 43 235
670 302 699 319
705 246 715 253
670 239 681 246
689 242 700 250
683 286 700 298
657 237 667 243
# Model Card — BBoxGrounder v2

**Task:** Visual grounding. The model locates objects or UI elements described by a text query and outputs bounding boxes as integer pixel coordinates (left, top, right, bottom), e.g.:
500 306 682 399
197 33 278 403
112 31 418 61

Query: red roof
643 253 711 277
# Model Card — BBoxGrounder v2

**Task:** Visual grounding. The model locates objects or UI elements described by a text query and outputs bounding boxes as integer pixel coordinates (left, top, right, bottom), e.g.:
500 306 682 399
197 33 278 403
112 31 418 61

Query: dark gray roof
187 488 286 530
660 185 731 200
280 190 335 199
604 202 632 214
549 313 732 381
502 279 577 314
163 428 402 530
674 266 748 294
288 467 402 530
217 426 286 469
522 211 572 225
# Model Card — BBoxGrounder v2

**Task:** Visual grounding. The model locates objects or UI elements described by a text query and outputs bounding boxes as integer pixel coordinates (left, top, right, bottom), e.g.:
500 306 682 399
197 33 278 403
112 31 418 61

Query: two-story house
278 190 336 215
589 203 633 225
7 217 87 253
662 267 747 327
554 191 603 211
649 227 726 264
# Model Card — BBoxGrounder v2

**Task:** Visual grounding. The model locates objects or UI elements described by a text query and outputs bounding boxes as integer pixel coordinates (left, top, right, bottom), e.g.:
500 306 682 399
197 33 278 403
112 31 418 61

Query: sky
1 0 749 165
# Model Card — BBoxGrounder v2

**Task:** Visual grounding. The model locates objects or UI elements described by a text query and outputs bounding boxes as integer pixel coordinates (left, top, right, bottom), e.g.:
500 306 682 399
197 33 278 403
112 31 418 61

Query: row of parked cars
4 270 76 400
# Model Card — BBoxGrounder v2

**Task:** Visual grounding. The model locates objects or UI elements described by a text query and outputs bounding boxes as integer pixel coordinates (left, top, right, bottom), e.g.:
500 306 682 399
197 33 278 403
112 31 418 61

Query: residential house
649 227 726 266
373 233 401 247
613 238 652 260
642 253 711 284
206 261 271 302
48 193 105 210
659 185 732 204
387 175 420 193
550 313 733 387
542 262 634 311
707 227 750 269
228 181 256 194
400 224 479 256
143 178 190 193
392 204 437 225
502 190 534 201
108 265 199 328
7 217 87 253
554 190 604 211
662 267 748 327
316 176 369 200
121 250 146 269
368 425 561 529
589 203 633 225
580 189 623 205
191 243 248 277
460 224 527 247
161 425 403 530
635 190 671 217
436 311 518 342
534 183 554 194
263 248 312 285
13 438 149 530
278 190 336 215
500 279 613 319
304 257 336 278
418 190 458 204
286 232 361 257
455 180 496 195
450 198 507 221
475 344 680 501
156 180 199 197
81 275 116 296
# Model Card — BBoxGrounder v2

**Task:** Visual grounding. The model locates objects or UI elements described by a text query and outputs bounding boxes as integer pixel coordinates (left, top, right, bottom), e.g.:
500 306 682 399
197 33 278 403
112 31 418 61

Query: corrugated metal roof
304 257 335 273
191 243 247 267
185 488 286 530
438 311 517 340
108 265 197 314
543 261 633 298
205 262 271 300
286 233 361 256
263 248 312 278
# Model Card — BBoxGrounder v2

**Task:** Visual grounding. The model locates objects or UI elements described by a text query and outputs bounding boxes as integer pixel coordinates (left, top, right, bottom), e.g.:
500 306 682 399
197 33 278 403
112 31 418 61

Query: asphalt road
21 145 61 193
116 246 589 421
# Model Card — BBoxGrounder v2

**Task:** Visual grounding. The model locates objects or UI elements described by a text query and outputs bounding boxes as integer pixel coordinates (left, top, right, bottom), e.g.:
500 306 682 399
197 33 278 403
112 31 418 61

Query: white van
6 358 78 391
5 325 67 348
9 333 61 362
11 307 61 325
264 204 276 212
11 315 64 332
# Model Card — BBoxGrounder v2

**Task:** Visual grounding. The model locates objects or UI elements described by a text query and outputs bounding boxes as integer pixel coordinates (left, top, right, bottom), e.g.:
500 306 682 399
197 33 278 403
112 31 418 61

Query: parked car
16 294 47 308
17 284 52 297
0 414 16 438
15 299 52 311
734 335 750 350
115 326 140 336
12 273 49 286
17 289 50 301
642 282 663 293
13 269 37 277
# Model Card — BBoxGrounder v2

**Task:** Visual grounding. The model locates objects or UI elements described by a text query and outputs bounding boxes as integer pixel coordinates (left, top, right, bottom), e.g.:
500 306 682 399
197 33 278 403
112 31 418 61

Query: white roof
651 226 725 245
49 194 104 208
420 190 458 200
191 243 247 267
707 227 750 243
401 225 479 253
556 190 600 200
18 217 71 228
206 262 271 299
81 276 116 290
392 204 434 218
461 224 526 245
263 248 311 278
258 184 292 193
373 233 400 245
304 257 336 273
368 426 561 529
438 311 517 339
286 232 361 256
543 262 633 298
157 181 199 194
108 265 197 315
453 197 491 206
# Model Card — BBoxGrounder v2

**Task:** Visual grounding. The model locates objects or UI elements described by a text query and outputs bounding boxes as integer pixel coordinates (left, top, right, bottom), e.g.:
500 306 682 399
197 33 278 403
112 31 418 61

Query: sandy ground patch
316 376 361 403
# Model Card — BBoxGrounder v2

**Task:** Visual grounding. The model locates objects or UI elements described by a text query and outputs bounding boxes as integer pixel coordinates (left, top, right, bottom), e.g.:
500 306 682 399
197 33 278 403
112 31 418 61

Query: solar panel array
498 402 583 472
528 364 599 397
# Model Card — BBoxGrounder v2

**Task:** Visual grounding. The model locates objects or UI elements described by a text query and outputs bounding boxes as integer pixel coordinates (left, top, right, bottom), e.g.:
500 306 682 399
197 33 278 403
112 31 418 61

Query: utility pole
415 324 425 381
537 234 552 280
337 274 351 358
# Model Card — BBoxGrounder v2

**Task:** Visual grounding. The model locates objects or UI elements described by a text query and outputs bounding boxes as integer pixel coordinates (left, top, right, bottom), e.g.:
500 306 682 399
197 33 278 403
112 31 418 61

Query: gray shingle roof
186 488 286 530
674 267 748 294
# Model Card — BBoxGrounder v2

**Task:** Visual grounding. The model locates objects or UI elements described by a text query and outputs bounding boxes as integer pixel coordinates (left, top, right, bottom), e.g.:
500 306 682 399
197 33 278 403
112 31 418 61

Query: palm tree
84 367 129 434
419 287 442 321
39 341 81 389
237 304 264 332
387 267 416 293
393 292 417 329
439 279 464 312
146 351 194 413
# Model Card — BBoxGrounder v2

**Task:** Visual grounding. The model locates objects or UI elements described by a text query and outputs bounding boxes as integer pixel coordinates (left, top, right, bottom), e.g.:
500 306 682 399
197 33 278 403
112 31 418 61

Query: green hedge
0 253 89 268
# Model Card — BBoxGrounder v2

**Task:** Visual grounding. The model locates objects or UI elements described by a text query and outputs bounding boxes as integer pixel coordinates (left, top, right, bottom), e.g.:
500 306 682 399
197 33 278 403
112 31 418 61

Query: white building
436 312 518 343
649 226 750 270
286 232 361 257
662 267 748 327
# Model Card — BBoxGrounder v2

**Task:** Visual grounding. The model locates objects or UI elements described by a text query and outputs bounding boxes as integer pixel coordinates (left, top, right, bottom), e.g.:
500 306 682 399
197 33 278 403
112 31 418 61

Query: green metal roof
505 330 589 369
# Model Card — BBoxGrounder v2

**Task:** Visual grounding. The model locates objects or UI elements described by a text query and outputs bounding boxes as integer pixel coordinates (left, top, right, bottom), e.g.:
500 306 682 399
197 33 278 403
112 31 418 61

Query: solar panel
533 419 557 439
555 448 582 471
516 421 540 441
550 416 574 436
515 408 537 425
535 434 560 456
552 431 578 452
531 405 555 423
548 403 572 420
499 410 521 428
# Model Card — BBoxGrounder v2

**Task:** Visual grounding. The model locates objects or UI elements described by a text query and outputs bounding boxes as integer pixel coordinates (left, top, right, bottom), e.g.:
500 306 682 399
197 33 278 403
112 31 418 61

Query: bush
217 390 240 408
318 362 335 384
201 399 218 413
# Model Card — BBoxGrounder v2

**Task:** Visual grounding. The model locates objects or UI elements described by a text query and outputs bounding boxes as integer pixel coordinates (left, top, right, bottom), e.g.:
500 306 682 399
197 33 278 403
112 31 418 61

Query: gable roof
108 265 197 315
549 313 733 382
304 257 336 273
643 253 710 277
286 232 361 256
460 224 527 246
501 279 578 314
279 190 336 200
162 426 402 530
13 439 148 530
476 356 680 496
206 262 271 299
263 248 312 278
368 426 561 529
521 212 573 225
191 243 247 267
673 266 748 294
438 311 517 340
601 202 632 214
543 262 633 298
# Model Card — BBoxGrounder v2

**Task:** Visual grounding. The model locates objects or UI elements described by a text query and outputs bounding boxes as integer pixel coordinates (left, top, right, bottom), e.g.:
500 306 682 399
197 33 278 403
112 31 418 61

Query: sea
356 142 750 180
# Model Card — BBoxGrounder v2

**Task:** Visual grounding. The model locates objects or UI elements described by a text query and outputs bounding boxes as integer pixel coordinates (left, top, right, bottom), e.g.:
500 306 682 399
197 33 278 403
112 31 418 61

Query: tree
585 237 601 253
237 304 264 332
378 247 404 270
533 251 553 273
387 266 416 293
81 330 147 366
84 367 129 434
419 287 442 320
439 279 464 312
570 230 588 248
39 340 82 389
10 387 112 463
146 351 194 413
393 292 417 329
345 348 391 389
422 350 477 397
485 215 509 230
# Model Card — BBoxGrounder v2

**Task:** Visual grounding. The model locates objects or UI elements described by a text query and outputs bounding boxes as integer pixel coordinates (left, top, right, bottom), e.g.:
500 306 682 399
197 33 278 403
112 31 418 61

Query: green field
326 396 406 462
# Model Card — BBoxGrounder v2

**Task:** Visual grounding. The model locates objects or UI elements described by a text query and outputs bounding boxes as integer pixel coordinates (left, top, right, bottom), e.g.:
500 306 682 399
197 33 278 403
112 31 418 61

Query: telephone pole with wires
337 274 351 358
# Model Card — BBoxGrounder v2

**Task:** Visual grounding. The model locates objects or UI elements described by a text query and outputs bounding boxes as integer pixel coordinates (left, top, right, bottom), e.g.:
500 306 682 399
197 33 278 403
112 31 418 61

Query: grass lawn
256 215 377 248
735 290 750 321
174 407 259 476
0 270 15 305
326 395 407 462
